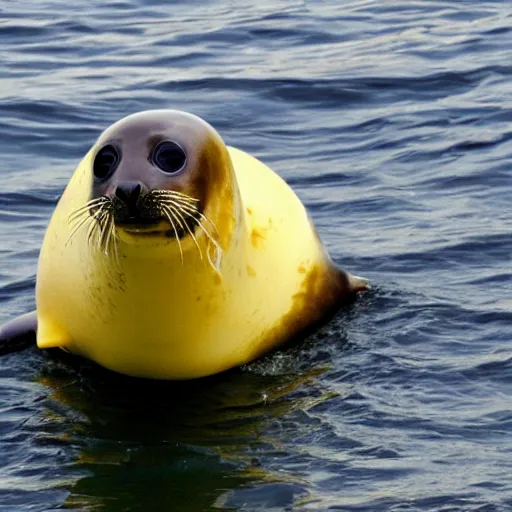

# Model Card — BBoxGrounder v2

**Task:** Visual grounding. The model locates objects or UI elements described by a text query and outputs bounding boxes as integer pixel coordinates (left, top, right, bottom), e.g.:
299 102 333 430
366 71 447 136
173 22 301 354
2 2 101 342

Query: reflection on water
29 313 353 511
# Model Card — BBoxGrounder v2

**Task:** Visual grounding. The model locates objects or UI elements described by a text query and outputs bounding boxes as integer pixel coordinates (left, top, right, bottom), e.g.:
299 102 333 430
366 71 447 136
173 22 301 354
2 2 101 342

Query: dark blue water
1 1 511 510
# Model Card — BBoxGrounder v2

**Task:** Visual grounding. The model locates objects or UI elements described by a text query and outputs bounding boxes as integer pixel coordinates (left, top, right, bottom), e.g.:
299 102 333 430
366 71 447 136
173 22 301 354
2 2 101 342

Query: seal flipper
0 311 37 354
36 316 71 350
346 272 370 293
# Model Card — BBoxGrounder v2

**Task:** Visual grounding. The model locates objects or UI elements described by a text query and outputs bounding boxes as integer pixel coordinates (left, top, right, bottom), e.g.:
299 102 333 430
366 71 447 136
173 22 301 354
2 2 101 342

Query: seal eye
152 141 187 175
93 145 120 180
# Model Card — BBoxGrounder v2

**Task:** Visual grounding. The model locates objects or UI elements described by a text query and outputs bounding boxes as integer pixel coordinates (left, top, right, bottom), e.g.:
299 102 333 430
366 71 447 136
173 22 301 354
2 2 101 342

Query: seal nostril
115 181 146 210
115 186 127 202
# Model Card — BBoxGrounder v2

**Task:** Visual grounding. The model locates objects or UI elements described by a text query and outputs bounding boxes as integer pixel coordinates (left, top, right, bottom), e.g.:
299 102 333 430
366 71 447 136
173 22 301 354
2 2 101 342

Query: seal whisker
66 215 91 245
103 215 119 263
161 209 184 264
159 198 220 239
175 207 203 261
109 218 120 263
87 210 109 247
69 197 109 218
161 203 203 261
69 208 96 230
103 217 113 255
91 211 103 245
66 211 100 247
191 217 222 274
181 200 218 235
95 215 105 251
151 190 200 204
158 197 221 271
160 203 186 231
68 197 110 222
197 212 220 239
99 211 114 254
68 202 111 237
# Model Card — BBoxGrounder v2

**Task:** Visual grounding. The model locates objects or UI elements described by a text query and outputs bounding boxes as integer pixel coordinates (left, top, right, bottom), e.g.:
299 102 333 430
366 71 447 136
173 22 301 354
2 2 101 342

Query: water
0 0 511 510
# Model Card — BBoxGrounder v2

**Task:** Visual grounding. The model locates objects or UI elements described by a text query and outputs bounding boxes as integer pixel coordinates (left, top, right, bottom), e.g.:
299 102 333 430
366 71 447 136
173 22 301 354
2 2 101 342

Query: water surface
1 1 511 510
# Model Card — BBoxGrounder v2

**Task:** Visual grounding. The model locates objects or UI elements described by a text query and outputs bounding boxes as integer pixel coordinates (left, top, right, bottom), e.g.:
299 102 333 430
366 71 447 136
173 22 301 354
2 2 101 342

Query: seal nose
115 181 147 211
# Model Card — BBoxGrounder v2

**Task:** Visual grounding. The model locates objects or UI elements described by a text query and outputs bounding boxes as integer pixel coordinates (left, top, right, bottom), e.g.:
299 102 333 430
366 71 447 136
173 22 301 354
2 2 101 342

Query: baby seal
0 110 368 379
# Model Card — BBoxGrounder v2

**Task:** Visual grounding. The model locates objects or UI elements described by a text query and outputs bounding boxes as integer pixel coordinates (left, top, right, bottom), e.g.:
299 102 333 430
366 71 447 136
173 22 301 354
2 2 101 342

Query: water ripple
0 0 511 511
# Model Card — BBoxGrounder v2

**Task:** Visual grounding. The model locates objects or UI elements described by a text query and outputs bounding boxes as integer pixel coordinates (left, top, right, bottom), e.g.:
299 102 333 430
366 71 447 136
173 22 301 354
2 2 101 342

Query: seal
0 110 368 379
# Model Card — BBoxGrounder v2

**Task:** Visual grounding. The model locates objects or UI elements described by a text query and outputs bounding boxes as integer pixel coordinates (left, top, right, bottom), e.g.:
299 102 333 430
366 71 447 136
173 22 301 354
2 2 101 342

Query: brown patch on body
250 262 357 360
297 263 306 274
187 134 236 252
250 228 266 248
250 217 275 248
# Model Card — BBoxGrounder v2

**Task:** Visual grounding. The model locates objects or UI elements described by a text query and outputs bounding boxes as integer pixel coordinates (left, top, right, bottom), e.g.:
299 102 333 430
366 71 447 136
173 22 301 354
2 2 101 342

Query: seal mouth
67 189 223 272
114 188 202 238
117 218 168 235
117 213 200 239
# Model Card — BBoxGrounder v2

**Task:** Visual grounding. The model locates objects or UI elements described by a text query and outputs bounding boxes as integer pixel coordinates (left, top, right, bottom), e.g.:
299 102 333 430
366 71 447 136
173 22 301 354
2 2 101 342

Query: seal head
75 110 238 264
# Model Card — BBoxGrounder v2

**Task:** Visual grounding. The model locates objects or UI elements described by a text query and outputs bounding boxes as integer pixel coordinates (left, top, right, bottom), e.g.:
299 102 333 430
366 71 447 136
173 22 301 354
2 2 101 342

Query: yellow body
36 147 339 379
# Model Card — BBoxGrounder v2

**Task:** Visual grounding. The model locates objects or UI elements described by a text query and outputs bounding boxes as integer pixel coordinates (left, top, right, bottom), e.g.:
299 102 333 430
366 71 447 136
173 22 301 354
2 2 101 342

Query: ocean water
0 1 511 510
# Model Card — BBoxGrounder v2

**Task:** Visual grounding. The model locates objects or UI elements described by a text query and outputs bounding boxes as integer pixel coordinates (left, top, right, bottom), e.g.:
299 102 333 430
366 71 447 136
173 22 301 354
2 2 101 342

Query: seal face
71 110 233 260
0 110 368 379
